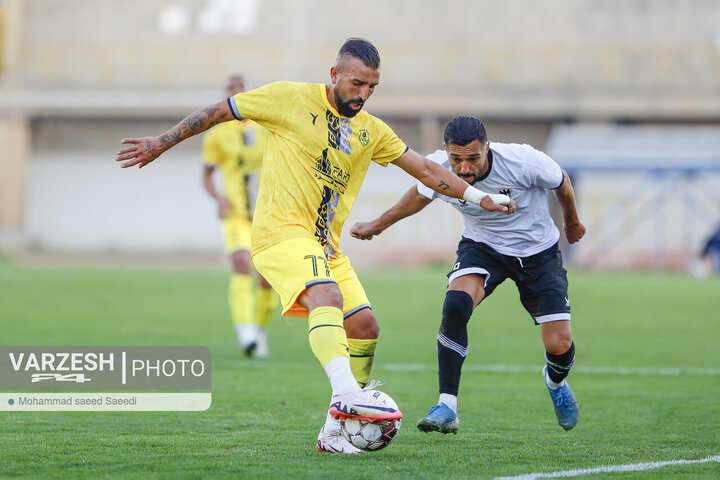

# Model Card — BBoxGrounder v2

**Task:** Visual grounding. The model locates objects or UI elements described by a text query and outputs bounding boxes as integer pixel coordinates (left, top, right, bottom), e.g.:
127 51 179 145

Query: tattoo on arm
182 106 222 136
159 134 173 148
203 105 221 119
438 180 450 191
187 113 205 134
162 105 225 150
158 127 184 149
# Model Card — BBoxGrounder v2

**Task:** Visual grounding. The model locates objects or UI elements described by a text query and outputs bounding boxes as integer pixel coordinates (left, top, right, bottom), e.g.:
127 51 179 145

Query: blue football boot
416 402 459 434
543 366 579 430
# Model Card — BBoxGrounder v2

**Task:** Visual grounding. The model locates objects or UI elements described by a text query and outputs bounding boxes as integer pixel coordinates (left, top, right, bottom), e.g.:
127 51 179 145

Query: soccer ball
340 417 401 451
339 390 402 451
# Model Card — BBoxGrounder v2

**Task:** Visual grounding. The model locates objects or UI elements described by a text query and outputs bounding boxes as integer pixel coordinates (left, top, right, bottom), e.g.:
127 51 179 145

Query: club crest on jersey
326 109 352 154
358 129 370 147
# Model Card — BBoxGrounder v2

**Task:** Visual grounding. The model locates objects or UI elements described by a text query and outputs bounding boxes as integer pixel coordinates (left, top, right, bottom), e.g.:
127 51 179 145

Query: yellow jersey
229 82 407 258
202 120 267 221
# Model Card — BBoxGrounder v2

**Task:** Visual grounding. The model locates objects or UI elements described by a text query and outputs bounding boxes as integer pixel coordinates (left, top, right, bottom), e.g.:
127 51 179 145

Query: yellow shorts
251 237 370 318
222 217 252 255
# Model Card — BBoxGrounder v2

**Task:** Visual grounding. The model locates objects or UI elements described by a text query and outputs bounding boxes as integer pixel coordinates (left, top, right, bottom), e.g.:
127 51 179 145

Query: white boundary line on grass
494 455 720 479
380 363 720 376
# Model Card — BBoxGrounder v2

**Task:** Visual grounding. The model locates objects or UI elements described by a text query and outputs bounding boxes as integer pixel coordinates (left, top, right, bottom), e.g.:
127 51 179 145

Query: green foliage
0 264 718 479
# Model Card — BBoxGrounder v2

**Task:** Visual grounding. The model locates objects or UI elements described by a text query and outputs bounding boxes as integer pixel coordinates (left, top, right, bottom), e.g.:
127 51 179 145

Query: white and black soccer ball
339 390 401 451
340 417 401 451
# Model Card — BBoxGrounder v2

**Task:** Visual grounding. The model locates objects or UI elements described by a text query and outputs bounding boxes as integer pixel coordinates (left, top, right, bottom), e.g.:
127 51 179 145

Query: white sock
324 356 361 395
234 324 244 345
439 393 458 413
323 412 341 432
545 369 566 390
255 328 269 357
256 327 267 343
235 323 257 348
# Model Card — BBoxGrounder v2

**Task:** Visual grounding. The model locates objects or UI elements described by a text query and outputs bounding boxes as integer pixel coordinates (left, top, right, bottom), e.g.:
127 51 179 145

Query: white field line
494 455 720 479
380 363 720 376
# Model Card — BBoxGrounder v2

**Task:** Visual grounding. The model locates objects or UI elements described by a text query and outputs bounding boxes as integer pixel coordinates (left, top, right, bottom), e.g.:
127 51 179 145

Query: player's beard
334 92 364 118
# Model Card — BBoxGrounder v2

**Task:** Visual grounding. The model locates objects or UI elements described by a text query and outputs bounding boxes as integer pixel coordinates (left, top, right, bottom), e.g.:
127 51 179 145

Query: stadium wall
2 0 720 269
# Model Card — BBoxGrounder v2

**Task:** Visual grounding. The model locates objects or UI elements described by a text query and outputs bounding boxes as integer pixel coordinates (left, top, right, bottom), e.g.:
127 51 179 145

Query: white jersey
417 142 564 257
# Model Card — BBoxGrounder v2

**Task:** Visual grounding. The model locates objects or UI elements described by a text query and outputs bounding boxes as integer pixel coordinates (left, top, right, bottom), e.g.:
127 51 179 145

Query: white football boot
328 380 403 422
316 417 363 454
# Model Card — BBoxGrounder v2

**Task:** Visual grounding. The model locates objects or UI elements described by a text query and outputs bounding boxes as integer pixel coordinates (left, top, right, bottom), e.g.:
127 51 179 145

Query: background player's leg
229 250 256 356
253 274 278 358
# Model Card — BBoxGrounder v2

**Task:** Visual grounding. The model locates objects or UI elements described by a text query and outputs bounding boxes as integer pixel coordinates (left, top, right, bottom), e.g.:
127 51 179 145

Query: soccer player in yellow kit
202 75 278 358
116 38 515 454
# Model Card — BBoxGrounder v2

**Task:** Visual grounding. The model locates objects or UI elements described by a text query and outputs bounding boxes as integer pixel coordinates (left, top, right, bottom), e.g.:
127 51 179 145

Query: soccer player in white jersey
351 116 586 432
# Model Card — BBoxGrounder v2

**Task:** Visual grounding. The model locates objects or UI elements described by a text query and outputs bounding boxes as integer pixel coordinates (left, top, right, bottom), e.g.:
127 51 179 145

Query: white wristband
463 186 511 206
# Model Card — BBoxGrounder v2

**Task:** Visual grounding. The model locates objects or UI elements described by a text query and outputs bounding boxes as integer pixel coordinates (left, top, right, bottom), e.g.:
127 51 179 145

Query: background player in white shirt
351 115 586 432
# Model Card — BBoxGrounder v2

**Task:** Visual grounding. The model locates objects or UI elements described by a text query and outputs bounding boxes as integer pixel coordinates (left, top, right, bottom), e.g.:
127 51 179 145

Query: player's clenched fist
564 220 586 244
350 221 382 240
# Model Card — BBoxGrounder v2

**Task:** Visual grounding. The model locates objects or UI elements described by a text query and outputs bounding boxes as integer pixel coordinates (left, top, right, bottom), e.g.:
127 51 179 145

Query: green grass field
1 260 719 479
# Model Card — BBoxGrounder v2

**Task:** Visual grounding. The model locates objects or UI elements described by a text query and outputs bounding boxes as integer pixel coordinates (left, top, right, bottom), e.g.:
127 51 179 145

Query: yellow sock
308 306 349 367
229 274 253 326
255 287 278 329
348 338 378 387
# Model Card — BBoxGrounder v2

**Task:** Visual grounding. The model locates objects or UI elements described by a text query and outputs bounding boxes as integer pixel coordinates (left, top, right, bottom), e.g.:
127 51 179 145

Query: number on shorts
304 255 330 277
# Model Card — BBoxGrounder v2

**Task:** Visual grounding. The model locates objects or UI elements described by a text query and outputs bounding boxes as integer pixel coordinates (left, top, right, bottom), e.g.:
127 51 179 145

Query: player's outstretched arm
554 170 586 243
393 148 516 214
115 100 235 169
351 186 432 240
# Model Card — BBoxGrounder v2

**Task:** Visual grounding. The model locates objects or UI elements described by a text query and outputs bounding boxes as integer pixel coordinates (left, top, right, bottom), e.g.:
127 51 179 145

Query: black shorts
448 238 571 324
